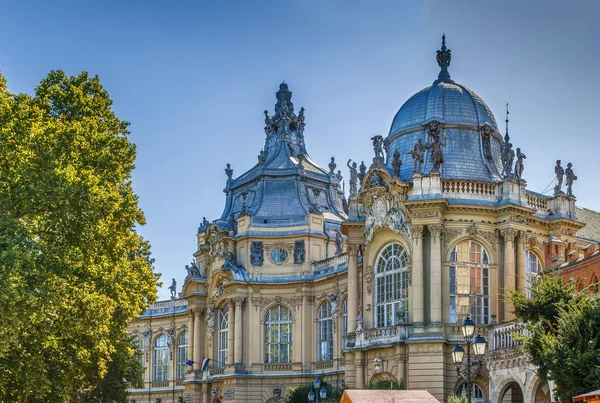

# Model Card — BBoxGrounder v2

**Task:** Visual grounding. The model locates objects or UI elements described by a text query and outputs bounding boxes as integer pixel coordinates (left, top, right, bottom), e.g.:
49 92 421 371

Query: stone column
227 300 235 366
347 244 359 334
502 229 517 321
355 350 364 389
410 225 424 327
429 224 443 326
188 310 195 372
516 233 527 295
234 297 244 365
193 309 202 371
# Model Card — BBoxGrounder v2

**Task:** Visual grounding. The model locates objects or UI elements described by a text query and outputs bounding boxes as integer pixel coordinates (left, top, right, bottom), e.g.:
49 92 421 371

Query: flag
186 360 194 367
201 357 210 370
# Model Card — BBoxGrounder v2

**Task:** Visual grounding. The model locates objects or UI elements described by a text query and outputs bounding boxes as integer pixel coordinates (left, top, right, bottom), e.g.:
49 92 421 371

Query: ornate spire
275 81 294 115
504 103 510 143
436 34 453 83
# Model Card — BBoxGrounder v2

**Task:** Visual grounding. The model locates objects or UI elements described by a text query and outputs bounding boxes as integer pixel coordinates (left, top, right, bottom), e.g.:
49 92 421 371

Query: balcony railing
489 321 528 351
263 363 293 371
355 324 410 348
442 180 498 198
312 253 348 276
526 192 549 213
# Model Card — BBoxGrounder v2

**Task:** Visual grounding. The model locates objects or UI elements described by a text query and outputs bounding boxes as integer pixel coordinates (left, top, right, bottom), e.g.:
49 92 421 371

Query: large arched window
374 243 409 327
153 335 169 382
457 383 485 403
177 331 188 380
264 305 293 364
217 307 228 368
450 240 490 324
525 250 542 298
317 302 333 361
341 298 348 348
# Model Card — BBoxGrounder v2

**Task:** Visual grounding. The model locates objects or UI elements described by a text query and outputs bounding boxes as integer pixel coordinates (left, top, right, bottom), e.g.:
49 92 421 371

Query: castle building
128 37 600 403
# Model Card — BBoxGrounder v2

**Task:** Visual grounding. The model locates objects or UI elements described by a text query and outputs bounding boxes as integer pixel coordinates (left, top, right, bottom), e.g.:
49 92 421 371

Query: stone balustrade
489 321 528 351
142 298 188 317
526 192 549 213
312 253 348 276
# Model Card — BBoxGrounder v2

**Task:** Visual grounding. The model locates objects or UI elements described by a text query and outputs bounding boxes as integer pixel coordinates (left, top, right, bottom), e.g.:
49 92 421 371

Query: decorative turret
263 82 307 159
436 34 453 83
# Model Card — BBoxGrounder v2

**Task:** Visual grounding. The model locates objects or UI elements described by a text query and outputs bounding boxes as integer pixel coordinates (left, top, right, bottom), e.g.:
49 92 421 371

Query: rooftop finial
436 34 452 83
504 103 510 143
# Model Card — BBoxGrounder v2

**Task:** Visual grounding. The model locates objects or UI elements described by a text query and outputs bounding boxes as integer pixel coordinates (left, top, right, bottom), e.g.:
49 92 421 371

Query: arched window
341 298 348 348
374 243 409 327
457 383 485 403
317 302 333 361
591 275 599 292
450 240 490 324
525 251 542 298
153 335 169 382
264 305 293 364
177 331 188 380
217 307 228 368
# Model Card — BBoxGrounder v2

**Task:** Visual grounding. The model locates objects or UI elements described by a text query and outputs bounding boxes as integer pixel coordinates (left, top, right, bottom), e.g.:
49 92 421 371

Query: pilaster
428 224 443 326
501 228 518 321
409 225 424 329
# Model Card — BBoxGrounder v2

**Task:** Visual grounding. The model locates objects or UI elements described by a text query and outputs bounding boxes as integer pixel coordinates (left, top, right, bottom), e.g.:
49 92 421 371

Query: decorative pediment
363 196 411 243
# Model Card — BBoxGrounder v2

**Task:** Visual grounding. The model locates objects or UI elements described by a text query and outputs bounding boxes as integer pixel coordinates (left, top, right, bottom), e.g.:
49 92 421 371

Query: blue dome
388 81 498 136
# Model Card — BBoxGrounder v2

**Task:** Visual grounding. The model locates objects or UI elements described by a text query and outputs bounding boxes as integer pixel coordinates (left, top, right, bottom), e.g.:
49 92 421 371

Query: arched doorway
501 381 524 403
532 379 551 403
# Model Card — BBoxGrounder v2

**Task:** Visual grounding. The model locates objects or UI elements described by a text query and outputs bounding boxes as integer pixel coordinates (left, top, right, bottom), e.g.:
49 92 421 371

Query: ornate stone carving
198 216 210 233
428 224 443 245
225 163 233 184
408 138 425 173
467 224 498 250
168 278 177 298
185 260 203 279
251 295 303 311
206 307 215 338
374 357 384 374
293 240 305 264
233 297 245 306
424 121 448 173
364 198 410 243
334 229 344 256
412 210 439 219
365 265 373 295
250 241 264 266
371 135 384 160
510 215 527 224
358 161 367 188
500 228 518 243
347 159 358 197
409 225 424 244
441 227 462 248
527 235 540 249
328 157 336 174
305 187 323 215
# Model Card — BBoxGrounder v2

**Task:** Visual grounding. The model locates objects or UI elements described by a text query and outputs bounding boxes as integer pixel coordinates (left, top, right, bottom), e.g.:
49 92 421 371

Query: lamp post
451 314 487 403
307 377 328 403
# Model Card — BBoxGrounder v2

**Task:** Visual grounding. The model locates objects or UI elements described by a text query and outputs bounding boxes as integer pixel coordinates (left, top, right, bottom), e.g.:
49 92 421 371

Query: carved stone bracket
500 228 518 243
408 225 424 245
365 265 373 295
428 224 443 245
412 210 440 219
467 224 498 251
441 227 463 248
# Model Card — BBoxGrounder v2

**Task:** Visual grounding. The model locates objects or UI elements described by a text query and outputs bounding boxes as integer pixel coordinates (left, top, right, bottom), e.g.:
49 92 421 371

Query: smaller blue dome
388 81 498 136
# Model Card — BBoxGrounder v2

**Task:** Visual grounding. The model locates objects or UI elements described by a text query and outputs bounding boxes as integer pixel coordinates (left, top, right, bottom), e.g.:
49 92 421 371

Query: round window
270 248 288 263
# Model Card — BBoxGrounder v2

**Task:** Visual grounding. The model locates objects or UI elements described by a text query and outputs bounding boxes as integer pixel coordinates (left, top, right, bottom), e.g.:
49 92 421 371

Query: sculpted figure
334 229 343 256
565 162 577 197
392 149 402 178
425 134 447 173
409 138 425 172
554 160 564 194
225 163 233 182
347 159 358 197
371 135 384 159
168 278 177 298
206 308 215 335
514 148 526 181
502 142 515 177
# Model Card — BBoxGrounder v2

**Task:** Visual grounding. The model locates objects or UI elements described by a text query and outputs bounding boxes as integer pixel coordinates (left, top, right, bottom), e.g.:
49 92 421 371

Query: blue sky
2 0 599 299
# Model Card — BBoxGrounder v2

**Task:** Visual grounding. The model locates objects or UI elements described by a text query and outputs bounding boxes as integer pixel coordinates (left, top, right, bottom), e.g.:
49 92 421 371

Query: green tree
509 275 600 402
0 71 158 402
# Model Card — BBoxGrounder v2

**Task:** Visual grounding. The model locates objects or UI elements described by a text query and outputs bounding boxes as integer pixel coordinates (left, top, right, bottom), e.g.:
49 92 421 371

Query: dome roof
388 81 498 136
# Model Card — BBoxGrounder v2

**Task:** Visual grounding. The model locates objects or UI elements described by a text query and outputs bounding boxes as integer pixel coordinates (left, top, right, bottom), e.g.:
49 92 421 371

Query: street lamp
452 314 487 403
307 377 328 402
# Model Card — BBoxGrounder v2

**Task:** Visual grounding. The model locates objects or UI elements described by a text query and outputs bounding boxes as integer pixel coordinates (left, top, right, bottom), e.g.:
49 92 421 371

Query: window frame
217 306 229 368
525 250 542 298
176 331 188 380
264 305 293 364
152 334 170 382
449 240 490 325
374 242 409 328
317 302 333 362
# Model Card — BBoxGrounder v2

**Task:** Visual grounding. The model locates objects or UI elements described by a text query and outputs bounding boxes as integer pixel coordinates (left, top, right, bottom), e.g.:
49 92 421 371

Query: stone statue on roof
371 135 384 160
514 148 526 181
358 161 367 187
392 149 402 178
334 229 343 256
409 138 425 173
329 157 336 174
347 159 358 197
565 162 577 197
502 142 515 178
225 163 233 183
554 160 565 195
169 278 177 299
425 133 448 173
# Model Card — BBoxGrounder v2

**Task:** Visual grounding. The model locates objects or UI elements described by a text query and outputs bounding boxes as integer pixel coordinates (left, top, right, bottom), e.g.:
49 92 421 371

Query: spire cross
505 103 510 141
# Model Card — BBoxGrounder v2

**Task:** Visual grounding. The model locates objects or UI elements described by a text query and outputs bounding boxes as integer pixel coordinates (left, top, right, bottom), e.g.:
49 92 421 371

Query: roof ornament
436 34 453 83
501 104 515 178
504 103 510 143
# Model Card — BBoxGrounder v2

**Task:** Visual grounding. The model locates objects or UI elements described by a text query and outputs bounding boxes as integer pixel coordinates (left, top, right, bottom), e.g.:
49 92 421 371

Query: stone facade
127 38 600 403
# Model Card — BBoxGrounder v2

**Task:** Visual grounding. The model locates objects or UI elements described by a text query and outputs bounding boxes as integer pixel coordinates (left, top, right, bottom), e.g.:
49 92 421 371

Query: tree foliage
0 71 158 402
509 275 600 403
